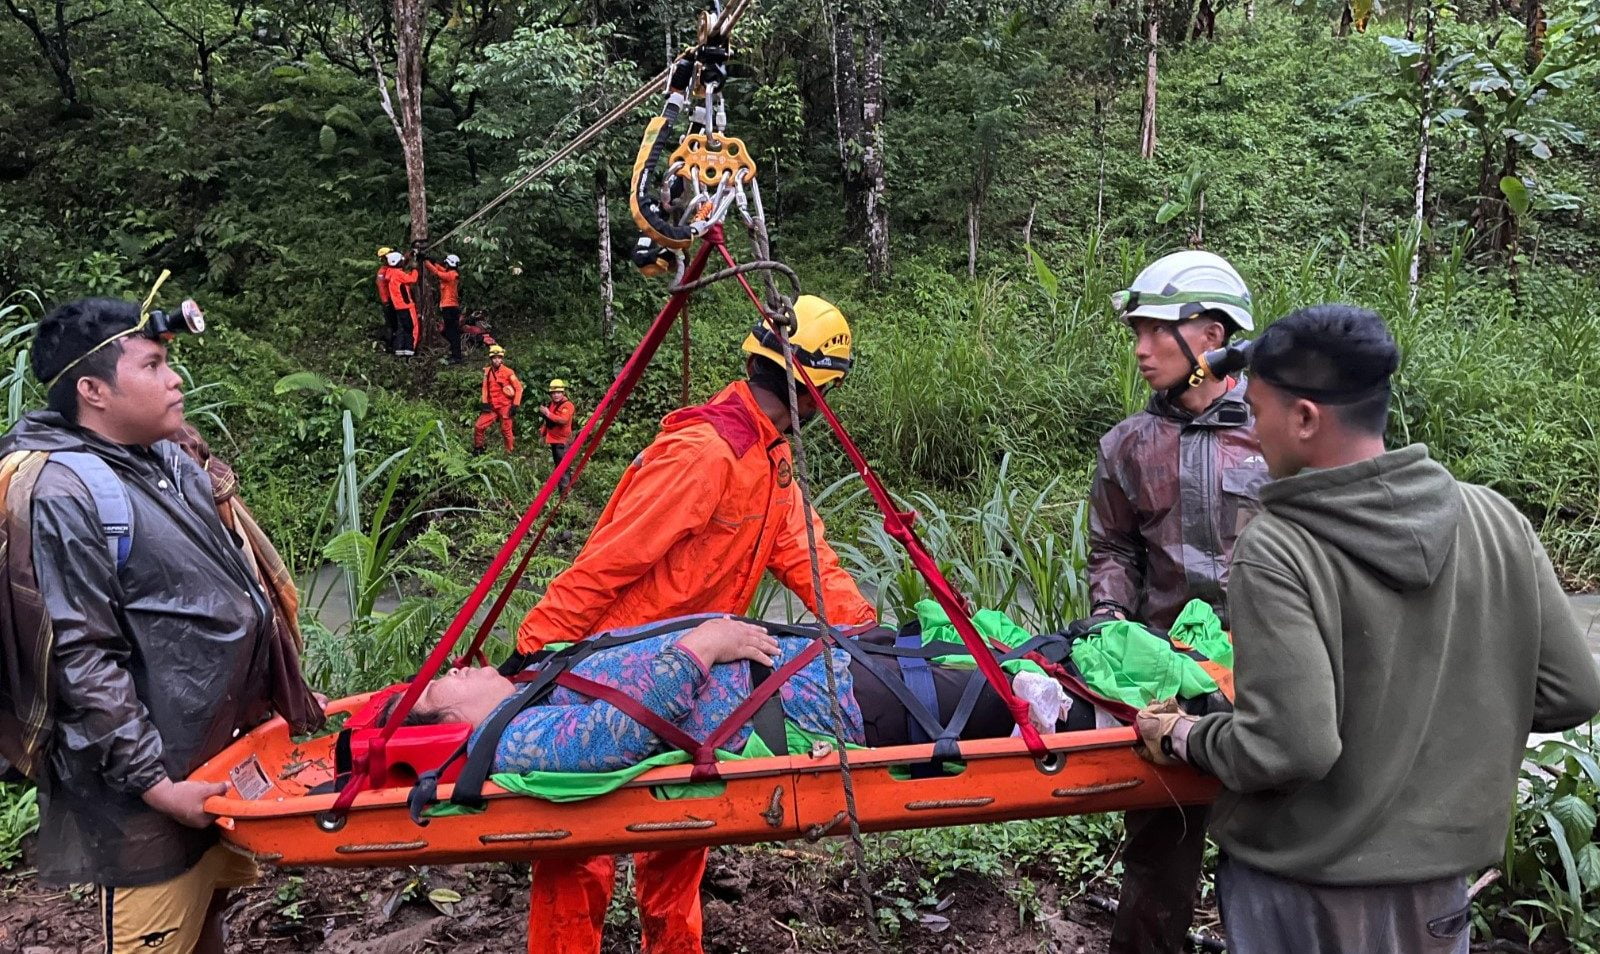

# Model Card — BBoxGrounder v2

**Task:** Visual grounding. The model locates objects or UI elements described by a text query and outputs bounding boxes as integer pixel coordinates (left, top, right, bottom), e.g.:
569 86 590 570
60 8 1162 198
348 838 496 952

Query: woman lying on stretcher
377 616 1044 775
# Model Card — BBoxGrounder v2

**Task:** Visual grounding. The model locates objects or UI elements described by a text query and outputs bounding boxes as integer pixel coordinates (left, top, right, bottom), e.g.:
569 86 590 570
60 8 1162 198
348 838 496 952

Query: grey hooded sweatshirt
1186 444 1600 885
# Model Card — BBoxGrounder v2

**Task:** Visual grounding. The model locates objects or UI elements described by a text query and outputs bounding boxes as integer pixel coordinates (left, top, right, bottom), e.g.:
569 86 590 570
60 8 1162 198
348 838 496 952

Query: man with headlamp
0 292 320 954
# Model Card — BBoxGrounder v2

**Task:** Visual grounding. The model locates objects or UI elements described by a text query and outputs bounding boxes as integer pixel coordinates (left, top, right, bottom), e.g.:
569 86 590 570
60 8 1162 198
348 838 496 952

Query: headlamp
43 270 207 391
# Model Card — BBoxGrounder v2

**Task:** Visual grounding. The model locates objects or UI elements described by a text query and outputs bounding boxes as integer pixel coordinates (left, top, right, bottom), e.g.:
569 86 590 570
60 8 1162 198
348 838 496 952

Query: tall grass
755 457 1090 633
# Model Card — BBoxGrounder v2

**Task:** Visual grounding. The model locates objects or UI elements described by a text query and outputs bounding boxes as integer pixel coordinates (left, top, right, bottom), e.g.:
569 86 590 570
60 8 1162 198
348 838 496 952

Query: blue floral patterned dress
473 618 864 774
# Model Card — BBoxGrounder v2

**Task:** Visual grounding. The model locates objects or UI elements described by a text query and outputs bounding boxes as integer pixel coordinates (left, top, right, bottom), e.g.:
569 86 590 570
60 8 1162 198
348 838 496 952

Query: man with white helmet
1090 249 1268 954
426 253 465 364
383 250 420 357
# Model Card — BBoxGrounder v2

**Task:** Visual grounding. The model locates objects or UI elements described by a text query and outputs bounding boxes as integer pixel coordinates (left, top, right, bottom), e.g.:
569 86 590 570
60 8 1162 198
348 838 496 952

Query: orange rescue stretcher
195 29 1223 862
193 694 1218 868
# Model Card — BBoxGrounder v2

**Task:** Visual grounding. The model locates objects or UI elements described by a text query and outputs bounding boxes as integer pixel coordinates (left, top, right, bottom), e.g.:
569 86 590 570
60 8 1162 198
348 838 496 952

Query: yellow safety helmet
548 379 568 391
488 344 506 357
377 246 394 258
741 295 853 386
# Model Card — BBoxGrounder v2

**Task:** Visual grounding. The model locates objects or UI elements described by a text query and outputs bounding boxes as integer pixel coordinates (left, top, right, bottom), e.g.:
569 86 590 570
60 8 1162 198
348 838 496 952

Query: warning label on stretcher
230 755 273 801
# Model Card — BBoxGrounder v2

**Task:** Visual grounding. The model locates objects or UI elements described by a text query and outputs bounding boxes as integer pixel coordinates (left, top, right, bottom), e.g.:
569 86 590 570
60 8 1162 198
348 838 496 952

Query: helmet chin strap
1162 322 1211 402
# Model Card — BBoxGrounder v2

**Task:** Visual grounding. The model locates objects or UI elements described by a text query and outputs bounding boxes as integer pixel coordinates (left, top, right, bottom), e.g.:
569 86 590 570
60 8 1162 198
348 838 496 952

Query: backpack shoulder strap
48 452 132 571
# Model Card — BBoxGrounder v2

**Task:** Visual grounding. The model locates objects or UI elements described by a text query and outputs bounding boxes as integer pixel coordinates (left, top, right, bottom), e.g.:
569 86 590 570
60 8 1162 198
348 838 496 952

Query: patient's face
421 665 514 721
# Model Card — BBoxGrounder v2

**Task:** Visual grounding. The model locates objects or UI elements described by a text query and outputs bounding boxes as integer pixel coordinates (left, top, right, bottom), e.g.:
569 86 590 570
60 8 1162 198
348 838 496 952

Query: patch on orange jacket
668 392 761 458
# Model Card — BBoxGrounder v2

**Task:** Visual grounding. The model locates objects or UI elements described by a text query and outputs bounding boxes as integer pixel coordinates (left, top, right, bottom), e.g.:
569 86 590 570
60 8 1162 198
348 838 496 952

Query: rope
742 220 881 935
425 0 758 252
426 78 663 252
669 259 802 298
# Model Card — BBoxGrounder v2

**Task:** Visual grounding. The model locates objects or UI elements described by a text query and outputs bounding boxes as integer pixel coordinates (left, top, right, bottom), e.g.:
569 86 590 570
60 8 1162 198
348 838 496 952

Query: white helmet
1112 250 1253 332
444 254 460 267
385 251 404 266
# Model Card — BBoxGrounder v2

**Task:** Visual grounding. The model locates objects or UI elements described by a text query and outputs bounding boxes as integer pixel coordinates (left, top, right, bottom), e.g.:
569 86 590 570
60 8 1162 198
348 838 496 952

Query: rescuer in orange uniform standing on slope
515 295 878 954
473 344 523 454
375 247 399 353
426 253 465 364
537 379 576 492
385 251 420 357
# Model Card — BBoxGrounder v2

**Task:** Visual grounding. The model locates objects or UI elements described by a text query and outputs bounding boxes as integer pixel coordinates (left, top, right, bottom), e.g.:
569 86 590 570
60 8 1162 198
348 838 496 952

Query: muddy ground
0 844 1563 953
0 845 1119 954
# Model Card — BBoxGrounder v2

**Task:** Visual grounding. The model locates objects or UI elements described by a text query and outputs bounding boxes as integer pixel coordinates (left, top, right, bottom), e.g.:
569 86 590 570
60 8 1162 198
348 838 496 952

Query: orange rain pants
475 364 524 452
519 379 876 954
529 849 706 954
473 409 515 452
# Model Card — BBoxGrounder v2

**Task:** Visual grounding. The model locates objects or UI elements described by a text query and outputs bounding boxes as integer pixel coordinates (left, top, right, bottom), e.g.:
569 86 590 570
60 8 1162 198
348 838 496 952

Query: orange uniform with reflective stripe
375 265 395 304
540 397 575 445
426 261 461 308
517 380 875 651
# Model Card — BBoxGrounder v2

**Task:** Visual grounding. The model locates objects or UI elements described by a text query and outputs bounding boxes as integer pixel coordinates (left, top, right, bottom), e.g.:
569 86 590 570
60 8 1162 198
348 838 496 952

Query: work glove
1134 698 1197 767
478 402 491 413
509 405 519 419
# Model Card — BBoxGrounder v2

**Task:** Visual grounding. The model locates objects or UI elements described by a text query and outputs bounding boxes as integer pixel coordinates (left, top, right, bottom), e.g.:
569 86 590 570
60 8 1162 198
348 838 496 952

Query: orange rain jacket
517 380 876 650
481 364 524 411
385 267 418 313
540 396 575 445
375 265 396 305
425 261 461 308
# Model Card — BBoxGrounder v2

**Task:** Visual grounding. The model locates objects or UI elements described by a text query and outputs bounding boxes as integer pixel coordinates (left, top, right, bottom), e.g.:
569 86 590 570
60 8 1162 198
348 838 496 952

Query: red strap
330 237 721 816
554 671 704 756
699 639 823 756
554 639 822 783
717 234 1047 758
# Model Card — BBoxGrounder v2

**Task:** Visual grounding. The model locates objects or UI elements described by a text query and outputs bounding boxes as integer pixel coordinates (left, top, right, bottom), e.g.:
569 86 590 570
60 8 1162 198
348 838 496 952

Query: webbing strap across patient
443 619 725 812
554 637 825 782
834 634 1059 762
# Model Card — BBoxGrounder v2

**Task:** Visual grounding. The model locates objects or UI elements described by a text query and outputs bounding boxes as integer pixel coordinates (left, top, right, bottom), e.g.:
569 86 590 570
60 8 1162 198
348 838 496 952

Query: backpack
49 452 133 571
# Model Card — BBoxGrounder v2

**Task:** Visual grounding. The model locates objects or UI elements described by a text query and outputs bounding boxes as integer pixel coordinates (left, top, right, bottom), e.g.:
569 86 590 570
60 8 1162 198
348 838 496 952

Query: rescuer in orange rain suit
514 296 876 954
426 253 465 364
473 345 523 453
384 251 421 357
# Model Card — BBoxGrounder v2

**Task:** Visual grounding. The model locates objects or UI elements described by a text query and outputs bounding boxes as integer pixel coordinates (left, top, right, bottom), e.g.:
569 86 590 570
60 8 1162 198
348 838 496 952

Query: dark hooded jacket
0 412 276 887
1186 444 1600 884
1088 379 1268 629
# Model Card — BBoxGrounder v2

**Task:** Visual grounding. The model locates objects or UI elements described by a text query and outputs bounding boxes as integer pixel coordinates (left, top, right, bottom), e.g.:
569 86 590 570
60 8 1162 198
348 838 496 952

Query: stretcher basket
196 694 1219 868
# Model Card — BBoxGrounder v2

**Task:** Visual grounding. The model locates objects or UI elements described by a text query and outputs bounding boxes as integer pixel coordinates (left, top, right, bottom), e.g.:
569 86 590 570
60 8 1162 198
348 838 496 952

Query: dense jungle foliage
4 0 1600 946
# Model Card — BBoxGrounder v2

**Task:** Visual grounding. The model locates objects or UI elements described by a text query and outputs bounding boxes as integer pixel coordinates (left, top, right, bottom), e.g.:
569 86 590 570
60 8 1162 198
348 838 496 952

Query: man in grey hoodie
1135 304 1600 953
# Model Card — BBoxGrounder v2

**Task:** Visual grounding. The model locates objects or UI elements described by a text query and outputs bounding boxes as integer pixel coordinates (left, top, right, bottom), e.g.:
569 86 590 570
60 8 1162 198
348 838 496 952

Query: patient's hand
678 617 782 668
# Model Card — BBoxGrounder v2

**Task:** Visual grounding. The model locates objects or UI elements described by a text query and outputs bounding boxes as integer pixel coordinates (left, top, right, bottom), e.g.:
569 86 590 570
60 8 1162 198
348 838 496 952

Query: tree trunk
829 0 865 227
1499 137 1520 264
45 34 77 106
1524 0 1544 66
199 45 218 112
1337 0 1354 36
1244 0 1255 22
966 200 978 279
1408 5 1434 296
385 0 433 346
861 8 890 285
596 162 615 341
3 1 86 107
1192 0 1216 40
1139 0 1159 159
1022 199 1037 250
1096 95 1108 228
